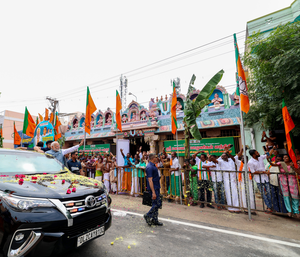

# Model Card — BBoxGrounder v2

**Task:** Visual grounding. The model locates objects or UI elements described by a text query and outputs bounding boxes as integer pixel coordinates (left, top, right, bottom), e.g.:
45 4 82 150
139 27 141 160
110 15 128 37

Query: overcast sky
0 0 292 119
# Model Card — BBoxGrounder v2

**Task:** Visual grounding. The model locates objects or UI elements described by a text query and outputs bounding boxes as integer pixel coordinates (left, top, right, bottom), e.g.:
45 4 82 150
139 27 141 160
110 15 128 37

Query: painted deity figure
149 98 158 120
74 120 79 128
176 101 182 111
131 112 137 122
234 92 240 105
106 114 112 124
91 116 95 128
212 93 223 106
122 114 128 123
140 111 147 121
97 116 103 127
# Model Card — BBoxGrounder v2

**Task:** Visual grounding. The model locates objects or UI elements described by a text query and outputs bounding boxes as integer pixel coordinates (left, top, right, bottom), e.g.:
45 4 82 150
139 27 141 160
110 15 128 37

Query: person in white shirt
248 149 272 213
204 155 225 210
192 151 214 209
234 149 256 214
163 148 181 202
217 151 241 213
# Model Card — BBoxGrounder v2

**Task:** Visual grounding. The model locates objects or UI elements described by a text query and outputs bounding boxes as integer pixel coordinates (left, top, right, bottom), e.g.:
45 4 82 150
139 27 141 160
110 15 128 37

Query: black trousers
198 180 212 203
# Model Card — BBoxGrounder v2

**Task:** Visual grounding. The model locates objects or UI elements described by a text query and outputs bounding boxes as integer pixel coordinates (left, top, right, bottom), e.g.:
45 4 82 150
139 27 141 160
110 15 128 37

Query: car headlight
3 195 55 211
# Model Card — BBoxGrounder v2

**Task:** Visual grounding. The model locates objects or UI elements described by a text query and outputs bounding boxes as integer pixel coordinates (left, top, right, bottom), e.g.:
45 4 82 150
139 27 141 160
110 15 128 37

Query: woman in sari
270 155 300 217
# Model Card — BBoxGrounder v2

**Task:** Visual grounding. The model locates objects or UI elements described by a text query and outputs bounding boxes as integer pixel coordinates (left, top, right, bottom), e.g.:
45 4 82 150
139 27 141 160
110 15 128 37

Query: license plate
77 226 105 247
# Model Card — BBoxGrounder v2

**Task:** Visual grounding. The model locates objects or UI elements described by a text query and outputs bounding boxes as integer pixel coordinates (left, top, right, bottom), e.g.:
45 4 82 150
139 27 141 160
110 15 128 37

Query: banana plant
183 69 224 158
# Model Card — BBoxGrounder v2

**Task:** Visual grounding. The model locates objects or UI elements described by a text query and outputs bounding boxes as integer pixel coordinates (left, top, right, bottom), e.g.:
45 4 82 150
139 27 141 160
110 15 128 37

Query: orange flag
54 112 62 141
85 87 97 135
14 122 21 145
49 112 54 123
38 113 43 123
116 90 122 132
22 107 36 138
282 99 298 168
171 81 177 134
234 34 250 113
45 108 49 121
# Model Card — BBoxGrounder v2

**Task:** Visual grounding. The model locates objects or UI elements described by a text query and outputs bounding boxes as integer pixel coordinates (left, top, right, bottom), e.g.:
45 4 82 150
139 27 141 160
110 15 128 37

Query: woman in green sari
189 158 198 206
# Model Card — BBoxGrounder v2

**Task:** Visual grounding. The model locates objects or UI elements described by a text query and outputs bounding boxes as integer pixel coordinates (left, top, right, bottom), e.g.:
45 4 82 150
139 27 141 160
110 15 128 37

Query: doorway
129 137 150 157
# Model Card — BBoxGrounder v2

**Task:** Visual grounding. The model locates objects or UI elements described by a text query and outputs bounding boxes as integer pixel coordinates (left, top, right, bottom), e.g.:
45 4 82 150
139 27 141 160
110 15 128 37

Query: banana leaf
194 69 224 117
183 70 225 141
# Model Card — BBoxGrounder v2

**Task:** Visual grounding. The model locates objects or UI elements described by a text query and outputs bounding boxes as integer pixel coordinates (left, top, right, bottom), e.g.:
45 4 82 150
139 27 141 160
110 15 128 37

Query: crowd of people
27 132 300 219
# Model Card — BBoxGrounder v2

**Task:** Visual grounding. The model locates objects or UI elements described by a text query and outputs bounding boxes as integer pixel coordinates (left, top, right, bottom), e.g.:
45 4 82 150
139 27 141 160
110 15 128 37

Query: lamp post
129 92 137 102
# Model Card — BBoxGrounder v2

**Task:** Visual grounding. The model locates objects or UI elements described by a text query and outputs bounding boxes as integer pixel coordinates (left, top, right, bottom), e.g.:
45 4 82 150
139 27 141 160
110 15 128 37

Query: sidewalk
110 194 300 241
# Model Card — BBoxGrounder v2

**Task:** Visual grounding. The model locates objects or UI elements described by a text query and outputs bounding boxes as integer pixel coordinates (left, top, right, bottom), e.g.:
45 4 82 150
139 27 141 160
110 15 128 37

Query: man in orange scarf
234 148 256 214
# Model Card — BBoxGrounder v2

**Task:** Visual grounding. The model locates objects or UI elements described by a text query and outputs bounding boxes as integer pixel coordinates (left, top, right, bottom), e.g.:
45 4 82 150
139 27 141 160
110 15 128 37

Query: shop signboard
164 137 236 157
78 144 110 154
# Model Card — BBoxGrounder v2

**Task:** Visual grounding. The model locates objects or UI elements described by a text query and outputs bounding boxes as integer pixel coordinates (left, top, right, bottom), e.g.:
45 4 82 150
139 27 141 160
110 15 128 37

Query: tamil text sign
164 137 236 156
78 144 110 153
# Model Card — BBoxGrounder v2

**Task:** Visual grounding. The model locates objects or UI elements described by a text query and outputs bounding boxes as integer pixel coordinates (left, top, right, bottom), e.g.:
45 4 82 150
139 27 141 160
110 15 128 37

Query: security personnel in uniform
144 153 163 226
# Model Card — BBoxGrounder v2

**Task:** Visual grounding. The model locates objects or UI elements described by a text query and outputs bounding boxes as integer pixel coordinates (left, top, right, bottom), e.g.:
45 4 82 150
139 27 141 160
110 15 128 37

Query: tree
243 21 300 135
183 70 224 158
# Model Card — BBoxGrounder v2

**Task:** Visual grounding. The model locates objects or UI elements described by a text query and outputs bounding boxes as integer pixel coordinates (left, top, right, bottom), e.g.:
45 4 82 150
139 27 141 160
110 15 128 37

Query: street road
63 209 300 257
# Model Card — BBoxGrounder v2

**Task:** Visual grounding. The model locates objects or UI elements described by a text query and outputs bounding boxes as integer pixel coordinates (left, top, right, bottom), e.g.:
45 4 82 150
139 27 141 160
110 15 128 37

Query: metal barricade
107 165 300 218
190 168 300 217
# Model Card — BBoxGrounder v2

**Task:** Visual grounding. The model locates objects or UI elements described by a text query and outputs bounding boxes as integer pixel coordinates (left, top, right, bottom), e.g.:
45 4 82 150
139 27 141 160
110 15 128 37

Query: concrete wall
247 0 300 39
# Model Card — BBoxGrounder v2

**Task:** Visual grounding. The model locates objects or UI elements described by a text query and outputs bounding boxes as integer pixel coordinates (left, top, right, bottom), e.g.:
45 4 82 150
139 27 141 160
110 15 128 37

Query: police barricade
187 168 300 217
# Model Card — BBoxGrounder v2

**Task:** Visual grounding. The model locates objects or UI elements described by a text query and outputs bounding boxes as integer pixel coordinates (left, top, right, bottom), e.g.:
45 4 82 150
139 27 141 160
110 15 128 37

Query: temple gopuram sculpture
122 114 128 123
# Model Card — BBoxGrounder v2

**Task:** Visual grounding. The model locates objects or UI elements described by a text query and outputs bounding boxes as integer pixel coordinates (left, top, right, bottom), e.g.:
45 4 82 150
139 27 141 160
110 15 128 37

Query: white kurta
130 168 139 196
218 158 240 211
234 156 255 209
117 168 124 191
104 173 110 192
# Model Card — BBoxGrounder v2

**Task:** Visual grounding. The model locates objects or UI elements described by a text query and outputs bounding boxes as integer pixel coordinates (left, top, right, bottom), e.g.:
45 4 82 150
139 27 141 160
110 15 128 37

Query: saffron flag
171 81 177 134
38 113 43 123
22 107 36 138
116 90 122 132
49 112 54 123
54 112 62 141
234 34 250 113
85 87 97 135
14 122 21 145
282 99 298 168
45 108 49 121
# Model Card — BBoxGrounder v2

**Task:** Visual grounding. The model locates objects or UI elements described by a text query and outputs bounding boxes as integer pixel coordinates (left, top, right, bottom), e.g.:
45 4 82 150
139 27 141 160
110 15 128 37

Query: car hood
0 172 104 199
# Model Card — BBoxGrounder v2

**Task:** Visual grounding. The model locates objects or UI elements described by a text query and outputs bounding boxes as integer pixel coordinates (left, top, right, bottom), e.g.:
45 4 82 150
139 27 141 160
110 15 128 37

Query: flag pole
176 128 182 205
239 107 252 220
84 132 86 151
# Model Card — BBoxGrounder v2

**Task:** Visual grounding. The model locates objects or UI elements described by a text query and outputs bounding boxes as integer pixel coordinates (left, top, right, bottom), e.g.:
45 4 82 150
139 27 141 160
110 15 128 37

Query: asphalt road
63 210 300 257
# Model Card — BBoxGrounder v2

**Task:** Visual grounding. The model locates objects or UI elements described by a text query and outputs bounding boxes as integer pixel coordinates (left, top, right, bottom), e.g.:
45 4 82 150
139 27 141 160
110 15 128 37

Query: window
0 151 63 174
220 129 239 137
166 134 174 140
200 131 207 138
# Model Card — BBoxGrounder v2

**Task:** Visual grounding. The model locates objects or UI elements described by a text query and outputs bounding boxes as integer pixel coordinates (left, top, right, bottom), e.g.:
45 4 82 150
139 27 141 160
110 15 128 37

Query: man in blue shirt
120 149 133 191
67 152 83 175
144 153 163 226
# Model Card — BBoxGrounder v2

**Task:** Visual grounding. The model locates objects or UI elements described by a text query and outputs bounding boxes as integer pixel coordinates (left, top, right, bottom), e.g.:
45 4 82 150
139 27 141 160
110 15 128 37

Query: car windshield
0 150 65 174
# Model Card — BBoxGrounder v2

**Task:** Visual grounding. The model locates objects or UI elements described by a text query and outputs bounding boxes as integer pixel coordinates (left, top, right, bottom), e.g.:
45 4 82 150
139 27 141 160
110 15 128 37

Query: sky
0 0 293 120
